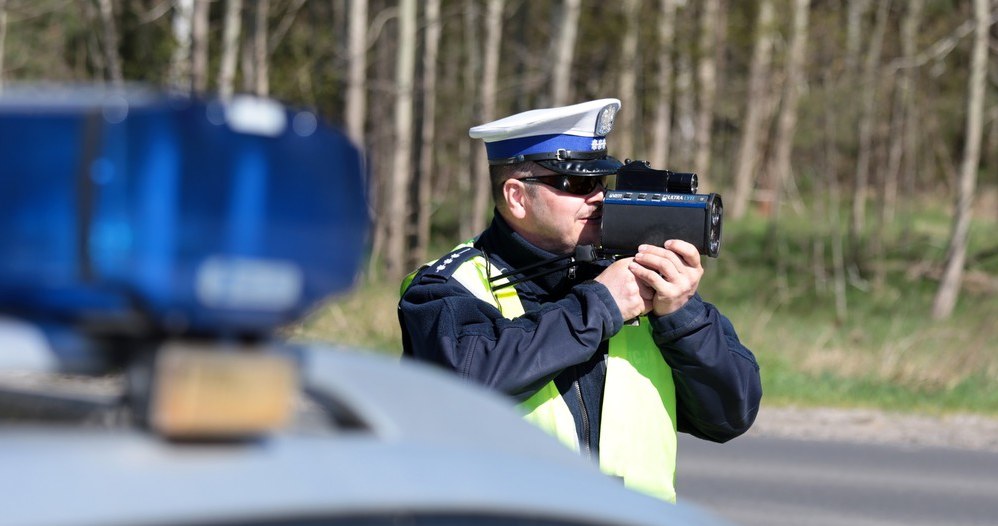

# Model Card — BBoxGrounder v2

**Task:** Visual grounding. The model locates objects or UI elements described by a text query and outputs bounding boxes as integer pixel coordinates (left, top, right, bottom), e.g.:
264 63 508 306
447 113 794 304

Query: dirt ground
749 405 998 452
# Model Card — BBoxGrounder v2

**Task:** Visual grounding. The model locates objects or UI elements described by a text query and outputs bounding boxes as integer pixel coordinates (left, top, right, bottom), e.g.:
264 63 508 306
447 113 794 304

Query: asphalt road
677 434 998 526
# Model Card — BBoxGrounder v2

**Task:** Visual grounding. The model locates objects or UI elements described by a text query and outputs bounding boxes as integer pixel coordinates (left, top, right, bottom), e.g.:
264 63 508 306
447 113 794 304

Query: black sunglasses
519 175 607 196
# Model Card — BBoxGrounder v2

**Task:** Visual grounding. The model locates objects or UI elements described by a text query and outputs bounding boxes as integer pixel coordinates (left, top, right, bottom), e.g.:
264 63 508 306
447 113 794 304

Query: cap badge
595 105 617 136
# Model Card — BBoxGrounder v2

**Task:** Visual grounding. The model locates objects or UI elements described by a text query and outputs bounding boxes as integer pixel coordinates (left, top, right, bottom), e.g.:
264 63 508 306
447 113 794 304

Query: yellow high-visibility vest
403 242 678 502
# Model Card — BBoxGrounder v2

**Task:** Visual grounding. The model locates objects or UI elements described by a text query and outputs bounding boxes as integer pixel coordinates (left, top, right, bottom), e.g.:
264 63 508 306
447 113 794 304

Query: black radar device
600 160 723 258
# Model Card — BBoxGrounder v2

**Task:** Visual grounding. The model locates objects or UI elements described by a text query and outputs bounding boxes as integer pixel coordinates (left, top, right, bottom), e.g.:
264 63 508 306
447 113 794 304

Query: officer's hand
595 257 652 321
629 240 703 316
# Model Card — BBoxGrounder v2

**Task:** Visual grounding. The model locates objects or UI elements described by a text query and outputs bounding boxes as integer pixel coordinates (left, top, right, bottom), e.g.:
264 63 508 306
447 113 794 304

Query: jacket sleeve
648 294 762 443
399 274 623 402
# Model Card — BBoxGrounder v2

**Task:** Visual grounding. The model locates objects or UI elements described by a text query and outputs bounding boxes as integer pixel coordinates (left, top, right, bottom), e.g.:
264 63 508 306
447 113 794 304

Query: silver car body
0 319 732 526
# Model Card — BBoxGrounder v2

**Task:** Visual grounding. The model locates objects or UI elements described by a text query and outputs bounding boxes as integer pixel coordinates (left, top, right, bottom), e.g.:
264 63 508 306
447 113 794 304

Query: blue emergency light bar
0 86 368 337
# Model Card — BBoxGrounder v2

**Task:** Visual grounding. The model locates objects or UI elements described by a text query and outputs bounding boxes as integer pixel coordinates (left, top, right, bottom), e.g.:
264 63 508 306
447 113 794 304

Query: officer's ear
503 178 530 220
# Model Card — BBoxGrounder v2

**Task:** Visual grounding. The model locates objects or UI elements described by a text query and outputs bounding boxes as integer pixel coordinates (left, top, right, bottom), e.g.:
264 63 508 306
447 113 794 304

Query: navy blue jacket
399 214 761 460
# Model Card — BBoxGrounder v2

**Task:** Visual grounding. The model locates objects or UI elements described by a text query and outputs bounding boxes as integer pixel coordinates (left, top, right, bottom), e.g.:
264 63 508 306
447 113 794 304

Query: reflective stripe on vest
402 244 678 502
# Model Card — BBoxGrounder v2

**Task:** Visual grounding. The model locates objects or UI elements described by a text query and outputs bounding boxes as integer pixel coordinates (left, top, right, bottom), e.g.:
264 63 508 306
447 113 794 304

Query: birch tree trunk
240 5 254 93
766 0 809 218
845 0 870 76
760 0 808 293
413 0 442 268
932 0 990 320
192 0 211 94
875 0 923 285
872 69 903 288
82 1 107 80
345 0 367 148
899 0 924 217
0 0 7 92
730 0 775 219
881 0 925 225
168 0 195 92
617 0 640 157
469 0 504 235
252 0 269 96
989 105 998 193
384 0 417 279
458 0 480 240
218 0 243 100
822 72 849 323
673 48 696 168
550 0 581 106
97 0 124 85
366 5 397 278
650 0 678 168
850 0 890 246
694 0 720 179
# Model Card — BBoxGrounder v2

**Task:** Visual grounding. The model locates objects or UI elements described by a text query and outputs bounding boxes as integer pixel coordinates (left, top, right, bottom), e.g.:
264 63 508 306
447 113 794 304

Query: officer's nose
587 181 606 202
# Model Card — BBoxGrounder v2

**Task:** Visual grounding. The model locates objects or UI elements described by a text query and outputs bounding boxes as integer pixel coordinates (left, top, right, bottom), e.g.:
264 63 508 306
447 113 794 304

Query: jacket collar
476 212 601 294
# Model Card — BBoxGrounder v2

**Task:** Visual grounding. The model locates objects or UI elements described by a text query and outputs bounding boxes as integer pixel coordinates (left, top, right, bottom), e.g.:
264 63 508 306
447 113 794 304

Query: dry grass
284 279 404 355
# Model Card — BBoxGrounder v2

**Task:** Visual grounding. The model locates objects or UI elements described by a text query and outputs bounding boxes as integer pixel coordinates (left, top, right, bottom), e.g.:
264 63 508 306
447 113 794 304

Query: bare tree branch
136 0 173 24
886 8 998 72
267 0 305 55
366 6 398 51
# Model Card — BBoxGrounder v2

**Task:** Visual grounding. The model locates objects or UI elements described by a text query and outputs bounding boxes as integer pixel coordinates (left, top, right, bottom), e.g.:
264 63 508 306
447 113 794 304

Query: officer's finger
664 239 702 269
637 281 656 303
637 242 698 271
635 248 681 282
656 248 688 276
629 260 674 293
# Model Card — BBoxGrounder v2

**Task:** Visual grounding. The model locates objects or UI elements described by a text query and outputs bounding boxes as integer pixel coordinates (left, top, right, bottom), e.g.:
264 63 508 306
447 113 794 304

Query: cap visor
536 156 623 177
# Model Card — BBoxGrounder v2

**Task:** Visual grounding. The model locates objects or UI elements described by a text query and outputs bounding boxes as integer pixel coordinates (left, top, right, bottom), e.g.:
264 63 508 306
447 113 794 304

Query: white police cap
469 98 623 176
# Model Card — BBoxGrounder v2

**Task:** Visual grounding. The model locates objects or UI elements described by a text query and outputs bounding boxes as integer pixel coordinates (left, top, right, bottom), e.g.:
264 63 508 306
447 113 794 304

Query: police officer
398 99 761 503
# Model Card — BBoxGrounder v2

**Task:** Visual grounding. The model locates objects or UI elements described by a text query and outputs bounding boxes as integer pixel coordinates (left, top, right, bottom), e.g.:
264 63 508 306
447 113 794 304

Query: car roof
0 338 732 526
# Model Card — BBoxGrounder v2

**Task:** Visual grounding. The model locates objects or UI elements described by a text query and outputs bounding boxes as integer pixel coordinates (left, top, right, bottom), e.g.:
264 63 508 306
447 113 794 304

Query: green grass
290 197 998 418
699 198 998 416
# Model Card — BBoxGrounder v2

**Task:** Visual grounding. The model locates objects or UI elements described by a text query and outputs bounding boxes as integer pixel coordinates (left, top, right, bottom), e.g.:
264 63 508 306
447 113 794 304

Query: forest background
1 0 996 416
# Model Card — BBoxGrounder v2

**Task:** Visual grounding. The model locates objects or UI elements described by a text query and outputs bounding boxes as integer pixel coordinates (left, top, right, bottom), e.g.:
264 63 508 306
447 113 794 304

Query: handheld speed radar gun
601 160 723 258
